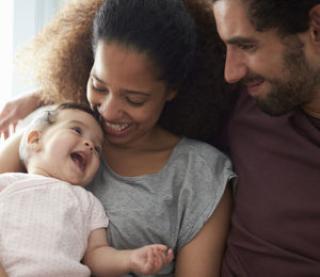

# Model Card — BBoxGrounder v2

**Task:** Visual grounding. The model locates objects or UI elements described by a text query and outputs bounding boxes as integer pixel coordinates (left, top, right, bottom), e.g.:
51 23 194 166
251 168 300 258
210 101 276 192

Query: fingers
165 248 174 262
0 103 18 139
151 244 174 264
0 112 12 134
130 244 174 275
0 91 42 139
0 121 18 140
142 245 174 274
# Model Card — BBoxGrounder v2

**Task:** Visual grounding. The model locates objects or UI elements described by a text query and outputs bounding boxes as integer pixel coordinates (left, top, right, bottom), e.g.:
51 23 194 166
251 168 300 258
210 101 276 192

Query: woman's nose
97 95 123 121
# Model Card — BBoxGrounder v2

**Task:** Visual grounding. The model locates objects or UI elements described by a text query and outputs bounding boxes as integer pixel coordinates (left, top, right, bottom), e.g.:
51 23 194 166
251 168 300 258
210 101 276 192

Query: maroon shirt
223 91 320 277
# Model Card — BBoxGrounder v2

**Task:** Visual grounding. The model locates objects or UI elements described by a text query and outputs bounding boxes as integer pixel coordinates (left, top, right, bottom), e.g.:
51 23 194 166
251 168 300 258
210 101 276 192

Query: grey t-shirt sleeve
175 140 235 249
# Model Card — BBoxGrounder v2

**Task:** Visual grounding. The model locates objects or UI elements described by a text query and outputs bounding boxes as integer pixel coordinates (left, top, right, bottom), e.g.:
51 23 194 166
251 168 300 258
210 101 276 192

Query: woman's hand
0 91 43 139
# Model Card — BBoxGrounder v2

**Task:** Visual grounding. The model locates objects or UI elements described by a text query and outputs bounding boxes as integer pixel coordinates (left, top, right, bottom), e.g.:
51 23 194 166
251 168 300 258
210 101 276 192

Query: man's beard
241 38 320 116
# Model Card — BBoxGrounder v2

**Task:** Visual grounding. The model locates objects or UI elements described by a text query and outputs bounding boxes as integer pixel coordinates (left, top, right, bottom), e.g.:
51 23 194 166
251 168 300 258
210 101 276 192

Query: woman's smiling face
87 41 176 148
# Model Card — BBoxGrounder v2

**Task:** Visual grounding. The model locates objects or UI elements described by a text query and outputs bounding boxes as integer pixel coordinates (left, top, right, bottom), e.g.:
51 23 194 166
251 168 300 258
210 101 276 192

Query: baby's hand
129 244 174 275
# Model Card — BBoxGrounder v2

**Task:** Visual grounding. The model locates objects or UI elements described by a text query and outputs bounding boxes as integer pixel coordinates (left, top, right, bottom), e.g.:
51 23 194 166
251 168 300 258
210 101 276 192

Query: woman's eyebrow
120 89 151 97
91 73 151 96
91 73 106 84
91 70 153 96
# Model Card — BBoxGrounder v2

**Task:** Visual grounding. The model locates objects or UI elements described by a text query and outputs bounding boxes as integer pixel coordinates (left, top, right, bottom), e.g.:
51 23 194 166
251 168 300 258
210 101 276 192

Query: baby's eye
71 126 82 134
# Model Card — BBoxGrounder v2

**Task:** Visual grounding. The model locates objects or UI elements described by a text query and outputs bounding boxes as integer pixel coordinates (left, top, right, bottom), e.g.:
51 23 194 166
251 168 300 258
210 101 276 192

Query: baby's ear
26 130 42 152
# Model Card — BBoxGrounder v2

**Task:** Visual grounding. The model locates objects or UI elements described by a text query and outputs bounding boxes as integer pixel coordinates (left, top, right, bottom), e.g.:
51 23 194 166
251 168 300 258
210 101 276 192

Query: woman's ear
309 5 320 44
26 130 42 152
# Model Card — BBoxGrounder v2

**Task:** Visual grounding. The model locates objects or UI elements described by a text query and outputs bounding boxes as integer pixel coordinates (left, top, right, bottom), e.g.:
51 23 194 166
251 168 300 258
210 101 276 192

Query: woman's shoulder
166 137 235 187
174 137 231 167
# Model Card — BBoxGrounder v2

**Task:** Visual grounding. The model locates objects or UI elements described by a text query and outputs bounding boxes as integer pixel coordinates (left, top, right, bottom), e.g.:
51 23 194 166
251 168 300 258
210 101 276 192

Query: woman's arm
0 263 8 277
84 228 174 277
0 132 24 173
175 185 232 277
0 90 43 139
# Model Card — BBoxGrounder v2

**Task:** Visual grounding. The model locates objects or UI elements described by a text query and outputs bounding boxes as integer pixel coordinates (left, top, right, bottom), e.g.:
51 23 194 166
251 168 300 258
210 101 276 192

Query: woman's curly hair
19 0 104 104
19 0 236 145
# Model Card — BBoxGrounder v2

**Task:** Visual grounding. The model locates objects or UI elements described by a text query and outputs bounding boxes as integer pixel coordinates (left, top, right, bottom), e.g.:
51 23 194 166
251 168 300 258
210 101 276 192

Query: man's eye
71 127 82 134
239 44 256 51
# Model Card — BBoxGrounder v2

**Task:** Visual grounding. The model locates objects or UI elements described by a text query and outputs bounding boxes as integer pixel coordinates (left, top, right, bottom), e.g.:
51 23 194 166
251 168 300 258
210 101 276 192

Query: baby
0 103 173 277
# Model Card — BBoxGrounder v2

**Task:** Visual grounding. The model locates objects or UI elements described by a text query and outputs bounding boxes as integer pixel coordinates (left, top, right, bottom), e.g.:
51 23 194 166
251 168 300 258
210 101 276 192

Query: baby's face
36 109 103 187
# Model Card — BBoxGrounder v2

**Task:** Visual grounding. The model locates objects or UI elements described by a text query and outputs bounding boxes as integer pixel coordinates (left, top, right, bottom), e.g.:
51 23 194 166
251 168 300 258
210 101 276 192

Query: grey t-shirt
89 137 235 276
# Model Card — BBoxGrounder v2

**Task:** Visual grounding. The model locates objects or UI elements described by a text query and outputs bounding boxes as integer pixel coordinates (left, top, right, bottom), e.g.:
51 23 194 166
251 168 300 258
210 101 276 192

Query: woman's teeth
106 122 130 131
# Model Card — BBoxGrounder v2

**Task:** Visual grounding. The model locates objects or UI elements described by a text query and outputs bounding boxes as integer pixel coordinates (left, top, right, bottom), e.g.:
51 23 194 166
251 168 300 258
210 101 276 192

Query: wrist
30 90 52 107
126 249 136 272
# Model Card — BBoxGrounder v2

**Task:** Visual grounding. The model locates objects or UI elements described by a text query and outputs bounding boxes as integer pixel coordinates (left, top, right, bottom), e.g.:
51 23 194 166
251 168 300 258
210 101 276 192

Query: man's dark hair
212 0 320 36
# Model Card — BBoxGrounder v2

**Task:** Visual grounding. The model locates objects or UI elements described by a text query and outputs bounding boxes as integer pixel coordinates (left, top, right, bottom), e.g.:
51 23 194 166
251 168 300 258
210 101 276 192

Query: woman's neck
102 127 181 177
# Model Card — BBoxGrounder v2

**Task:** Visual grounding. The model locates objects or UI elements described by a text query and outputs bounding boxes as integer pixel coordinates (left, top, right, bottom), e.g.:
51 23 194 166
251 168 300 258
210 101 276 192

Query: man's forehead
213 0 256 40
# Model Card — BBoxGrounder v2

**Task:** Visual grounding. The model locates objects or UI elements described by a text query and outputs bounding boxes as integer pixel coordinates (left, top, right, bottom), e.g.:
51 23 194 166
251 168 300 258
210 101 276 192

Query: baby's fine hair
19 103 103 166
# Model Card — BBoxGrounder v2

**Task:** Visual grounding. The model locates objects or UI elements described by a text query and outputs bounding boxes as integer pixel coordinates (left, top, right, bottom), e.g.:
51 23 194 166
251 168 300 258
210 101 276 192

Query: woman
0 0 235 276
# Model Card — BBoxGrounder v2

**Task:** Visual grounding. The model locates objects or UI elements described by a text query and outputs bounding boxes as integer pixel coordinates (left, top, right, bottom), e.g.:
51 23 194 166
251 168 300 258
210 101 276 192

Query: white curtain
0 0 14 107
0 0 69 107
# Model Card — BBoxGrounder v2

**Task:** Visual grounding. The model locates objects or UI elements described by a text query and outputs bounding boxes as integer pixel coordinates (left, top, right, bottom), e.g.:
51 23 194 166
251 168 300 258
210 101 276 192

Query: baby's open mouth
70 152 87 172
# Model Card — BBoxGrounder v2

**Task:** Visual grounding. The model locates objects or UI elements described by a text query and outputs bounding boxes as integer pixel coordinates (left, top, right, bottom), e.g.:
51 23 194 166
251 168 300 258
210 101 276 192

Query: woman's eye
92 84 108 93
71 126 82 134
91 79 108 93
126 97 146 107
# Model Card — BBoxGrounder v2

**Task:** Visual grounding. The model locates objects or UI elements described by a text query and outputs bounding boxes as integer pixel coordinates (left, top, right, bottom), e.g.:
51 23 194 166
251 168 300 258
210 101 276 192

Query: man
211 0 320 276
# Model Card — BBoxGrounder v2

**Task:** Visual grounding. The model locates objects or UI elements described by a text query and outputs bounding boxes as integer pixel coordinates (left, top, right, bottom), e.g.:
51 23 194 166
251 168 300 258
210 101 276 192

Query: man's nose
224 48 247 84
